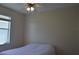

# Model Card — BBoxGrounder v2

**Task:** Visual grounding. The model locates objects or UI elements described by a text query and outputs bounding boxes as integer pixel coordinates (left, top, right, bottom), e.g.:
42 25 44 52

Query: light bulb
27 7 30 11
31 7 34 11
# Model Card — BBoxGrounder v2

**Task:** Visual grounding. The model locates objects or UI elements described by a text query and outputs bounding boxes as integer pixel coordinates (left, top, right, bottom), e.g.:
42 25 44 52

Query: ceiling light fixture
25 3 35 12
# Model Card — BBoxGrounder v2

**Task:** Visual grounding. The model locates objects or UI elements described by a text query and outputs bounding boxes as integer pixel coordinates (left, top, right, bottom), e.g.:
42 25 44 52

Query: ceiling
0 3 79 14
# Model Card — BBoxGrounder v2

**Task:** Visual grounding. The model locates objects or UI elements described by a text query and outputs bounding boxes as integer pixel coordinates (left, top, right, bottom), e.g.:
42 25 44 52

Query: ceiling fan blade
35 4 41 7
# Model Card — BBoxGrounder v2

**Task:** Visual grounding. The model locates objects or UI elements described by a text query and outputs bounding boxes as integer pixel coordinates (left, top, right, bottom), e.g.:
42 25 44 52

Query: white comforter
0 43 55 55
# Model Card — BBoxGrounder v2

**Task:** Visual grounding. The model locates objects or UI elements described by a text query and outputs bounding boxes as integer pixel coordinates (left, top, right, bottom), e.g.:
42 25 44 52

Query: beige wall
0 6 25 51
25 6 79 54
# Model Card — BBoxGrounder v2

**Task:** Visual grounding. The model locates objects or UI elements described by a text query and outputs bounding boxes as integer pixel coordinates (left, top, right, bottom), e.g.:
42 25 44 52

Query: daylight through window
0 15 11 45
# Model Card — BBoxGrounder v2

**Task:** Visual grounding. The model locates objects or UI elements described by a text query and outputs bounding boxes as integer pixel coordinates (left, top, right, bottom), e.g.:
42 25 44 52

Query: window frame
0 17 11 45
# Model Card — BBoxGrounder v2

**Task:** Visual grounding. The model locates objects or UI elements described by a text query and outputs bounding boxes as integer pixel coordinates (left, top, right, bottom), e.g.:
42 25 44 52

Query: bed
0 43 55 55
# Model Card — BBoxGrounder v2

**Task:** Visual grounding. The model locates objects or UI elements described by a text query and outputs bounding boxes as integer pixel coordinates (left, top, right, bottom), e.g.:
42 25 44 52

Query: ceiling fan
25 3 40 12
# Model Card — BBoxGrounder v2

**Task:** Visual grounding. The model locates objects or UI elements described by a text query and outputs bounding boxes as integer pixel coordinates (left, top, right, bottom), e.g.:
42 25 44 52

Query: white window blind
0 15 11 45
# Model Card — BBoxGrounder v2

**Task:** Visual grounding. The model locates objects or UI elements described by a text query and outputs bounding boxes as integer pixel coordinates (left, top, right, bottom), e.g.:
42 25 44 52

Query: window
0 15 11 45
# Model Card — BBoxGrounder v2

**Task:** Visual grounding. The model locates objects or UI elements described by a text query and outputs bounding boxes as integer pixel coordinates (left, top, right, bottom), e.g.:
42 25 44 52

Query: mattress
0 43 55 55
